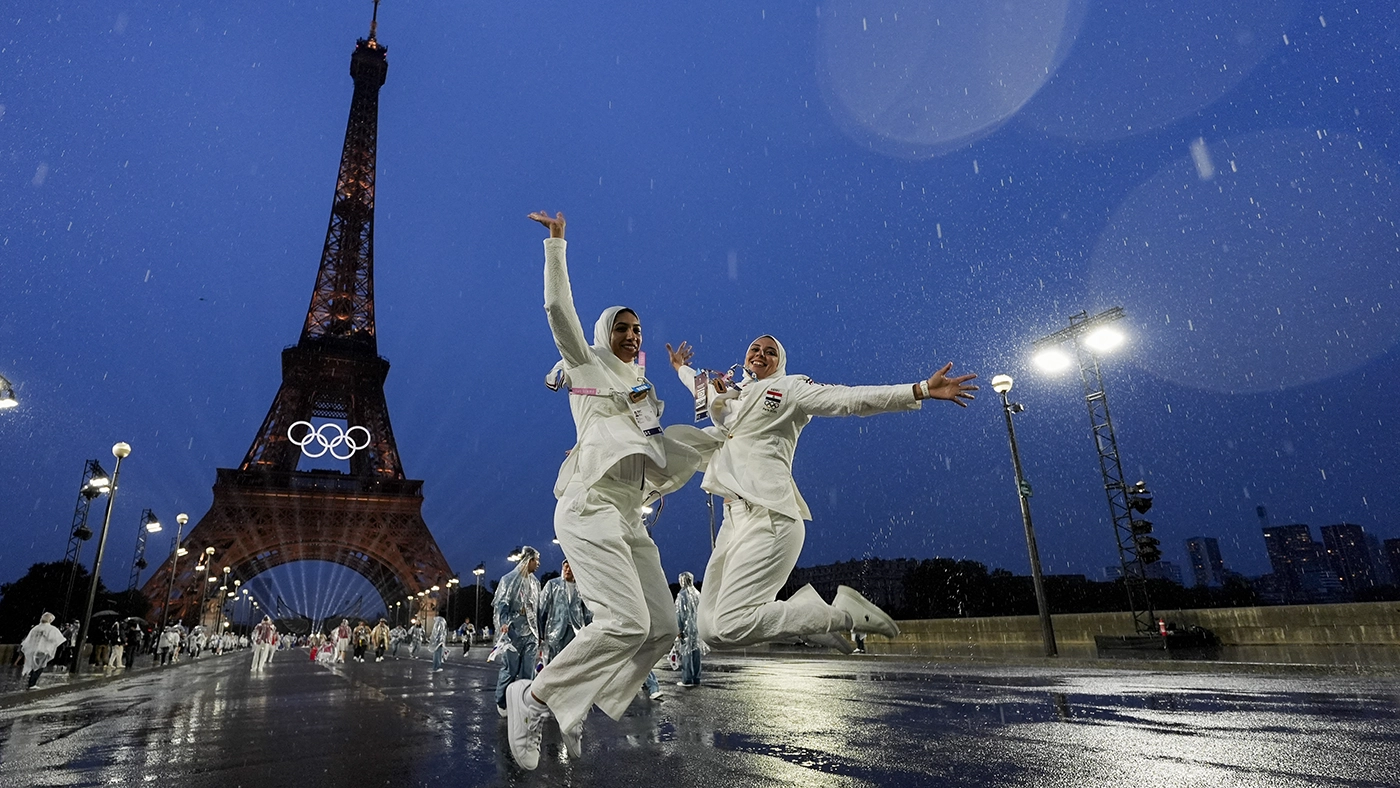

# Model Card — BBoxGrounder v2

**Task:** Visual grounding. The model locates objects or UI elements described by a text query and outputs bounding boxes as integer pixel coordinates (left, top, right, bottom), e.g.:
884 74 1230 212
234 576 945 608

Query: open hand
666 341 694 371
925 363 978 407
528 210 566 238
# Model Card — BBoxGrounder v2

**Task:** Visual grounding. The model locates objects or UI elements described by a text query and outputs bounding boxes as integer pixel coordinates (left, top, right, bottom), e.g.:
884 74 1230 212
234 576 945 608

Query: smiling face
745 336 781 380
610 310 642 363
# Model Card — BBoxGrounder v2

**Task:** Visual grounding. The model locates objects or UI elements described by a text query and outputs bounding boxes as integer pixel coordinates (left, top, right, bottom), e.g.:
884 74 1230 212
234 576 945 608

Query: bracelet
918 380 930 399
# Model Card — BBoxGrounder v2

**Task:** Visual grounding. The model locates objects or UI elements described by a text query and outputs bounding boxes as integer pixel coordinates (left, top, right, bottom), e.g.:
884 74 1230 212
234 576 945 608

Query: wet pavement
2 648 1398 787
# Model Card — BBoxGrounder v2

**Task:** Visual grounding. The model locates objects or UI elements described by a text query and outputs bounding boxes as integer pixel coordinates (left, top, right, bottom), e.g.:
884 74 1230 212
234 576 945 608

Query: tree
0 561 122 642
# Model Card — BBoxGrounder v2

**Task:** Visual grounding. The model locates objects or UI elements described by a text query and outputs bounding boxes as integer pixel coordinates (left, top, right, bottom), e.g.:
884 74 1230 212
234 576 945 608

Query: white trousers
698 500 849 649
251 643 273 670
530 476 679 733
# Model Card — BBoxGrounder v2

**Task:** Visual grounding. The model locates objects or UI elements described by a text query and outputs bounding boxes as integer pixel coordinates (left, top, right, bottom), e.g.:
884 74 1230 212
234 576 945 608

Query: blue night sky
2 2 1398 619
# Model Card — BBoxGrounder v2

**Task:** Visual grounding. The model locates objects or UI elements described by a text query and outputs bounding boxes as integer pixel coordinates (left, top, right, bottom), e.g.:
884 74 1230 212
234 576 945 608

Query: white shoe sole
834 585 900 638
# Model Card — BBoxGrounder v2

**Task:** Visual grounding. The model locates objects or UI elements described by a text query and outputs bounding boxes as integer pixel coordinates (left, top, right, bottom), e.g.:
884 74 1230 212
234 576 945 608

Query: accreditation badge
693 370 709 422
632 398 662 436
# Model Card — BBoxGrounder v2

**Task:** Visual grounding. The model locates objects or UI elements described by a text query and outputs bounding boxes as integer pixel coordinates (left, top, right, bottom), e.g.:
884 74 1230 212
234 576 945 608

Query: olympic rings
287 421 372 460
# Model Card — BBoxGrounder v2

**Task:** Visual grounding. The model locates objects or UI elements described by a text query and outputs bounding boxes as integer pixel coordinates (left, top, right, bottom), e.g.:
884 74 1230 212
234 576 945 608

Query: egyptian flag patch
762 389 784 413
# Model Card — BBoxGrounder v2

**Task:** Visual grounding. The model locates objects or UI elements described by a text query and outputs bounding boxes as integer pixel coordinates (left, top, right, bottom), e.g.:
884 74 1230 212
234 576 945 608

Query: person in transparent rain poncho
20 612 67 689
673 572 704 686
429 614 448 672
666 335 977 654
250 615 278 671
503 211 707 771
491 546 541 714
537 559 593 666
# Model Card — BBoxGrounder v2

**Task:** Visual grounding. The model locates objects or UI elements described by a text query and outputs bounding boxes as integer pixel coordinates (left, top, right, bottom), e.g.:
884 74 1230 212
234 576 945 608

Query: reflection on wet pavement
1 653 1397 787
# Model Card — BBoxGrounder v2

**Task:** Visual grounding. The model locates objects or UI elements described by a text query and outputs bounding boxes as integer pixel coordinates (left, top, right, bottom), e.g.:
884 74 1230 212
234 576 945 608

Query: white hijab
545 305 644 389
739 334 788 386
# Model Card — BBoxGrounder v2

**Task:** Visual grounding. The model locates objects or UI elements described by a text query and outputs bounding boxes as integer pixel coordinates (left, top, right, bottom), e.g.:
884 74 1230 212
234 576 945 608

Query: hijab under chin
741 334 788 384
546 305 642 387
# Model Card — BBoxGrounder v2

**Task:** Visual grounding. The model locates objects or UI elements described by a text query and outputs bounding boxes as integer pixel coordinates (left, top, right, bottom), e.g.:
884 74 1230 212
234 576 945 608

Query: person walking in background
429 615 448 673
407 619 424 658
251 616 278 671
333 619 351 663
352 620 371 663
460 619 476 656
674 572 704 687
370 618 391 662
493 547 542 713
20 612 66 689
537 559 591 666
106 619 126 669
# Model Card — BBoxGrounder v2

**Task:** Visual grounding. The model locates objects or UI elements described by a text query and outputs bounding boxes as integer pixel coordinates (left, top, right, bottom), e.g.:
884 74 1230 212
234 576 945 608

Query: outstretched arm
534 211 591 369
918 363 978 407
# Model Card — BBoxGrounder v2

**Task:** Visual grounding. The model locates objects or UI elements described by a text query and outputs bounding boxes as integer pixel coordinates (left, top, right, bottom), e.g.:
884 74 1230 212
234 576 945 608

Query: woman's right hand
666 341 694 371
528 210 566 238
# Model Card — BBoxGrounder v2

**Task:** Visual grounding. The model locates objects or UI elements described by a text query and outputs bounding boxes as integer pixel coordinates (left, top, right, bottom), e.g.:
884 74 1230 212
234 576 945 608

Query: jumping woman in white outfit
506 211 702 771
667 334 977 653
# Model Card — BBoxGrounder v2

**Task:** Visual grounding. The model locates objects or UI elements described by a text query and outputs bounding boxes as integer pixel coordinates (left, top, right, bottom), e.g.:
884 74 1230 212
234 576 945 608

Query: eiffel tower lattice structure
142 9 454 628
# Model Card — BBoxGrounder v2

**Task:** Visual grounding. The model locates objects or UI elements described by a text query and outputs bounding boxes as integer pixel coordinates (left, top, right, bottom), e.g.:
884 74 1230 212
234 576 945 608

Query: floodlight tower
1032 307 1159 635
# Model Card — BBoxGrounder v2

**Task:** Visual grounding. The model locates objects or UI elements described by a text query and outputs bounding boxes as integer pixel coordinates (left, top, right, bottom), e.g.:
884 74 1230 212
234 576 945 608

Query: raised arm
533 211 591 369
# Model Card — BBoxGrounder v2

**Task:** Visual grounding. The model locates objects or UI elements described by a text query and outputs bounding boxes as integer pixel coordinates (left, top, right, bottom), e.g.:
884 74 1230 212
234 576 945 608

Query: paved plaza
2 649 1398 787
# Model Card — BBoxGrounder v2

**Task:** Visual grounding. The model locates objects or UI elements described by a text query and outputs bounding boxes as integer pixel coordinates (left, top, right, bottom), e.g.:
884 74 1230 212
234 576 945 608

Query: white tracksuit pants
251 643 273 670
698 499 850 648
530 476 679 734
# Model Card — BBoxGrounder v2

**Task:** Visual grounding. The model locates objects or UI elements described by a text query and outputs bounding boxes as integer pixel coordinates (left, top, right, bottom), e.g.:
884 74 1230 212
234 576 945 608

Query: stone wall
868 600 1400 666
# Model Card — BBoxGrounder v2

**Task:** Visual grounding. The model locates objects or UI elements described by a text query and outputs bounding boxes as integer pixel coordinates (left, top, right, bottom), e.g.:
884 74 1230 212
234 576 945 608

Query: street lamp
128 509 161 591
198 548 216 635
61 459 111 622
73 441 131 674
990 374 1056 658
0 372 18 409
160 513 189 630
473 563 486 641
1032 307 1157 635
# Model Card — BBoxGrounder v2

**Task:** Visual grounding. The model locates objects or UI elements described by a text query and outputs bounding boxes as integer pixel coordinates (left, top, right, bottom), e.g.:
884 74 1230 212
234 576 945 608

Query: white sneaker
803 631 856 654
649 691 663 700
561 720 584 759
506 680 545 770
834 586 900 638
497 704 507 718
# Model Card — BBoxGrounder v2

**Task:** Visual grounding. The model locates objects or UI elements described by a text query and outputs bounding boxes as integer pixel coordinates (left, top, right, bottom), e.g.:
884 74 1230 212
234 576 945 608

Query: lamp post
199 547 216 633
473 563 485 643
158 513 189 629
990 375 1057 657
1032 307 1158 635
61 460 110 622
73 441 131 673
129 510 161 592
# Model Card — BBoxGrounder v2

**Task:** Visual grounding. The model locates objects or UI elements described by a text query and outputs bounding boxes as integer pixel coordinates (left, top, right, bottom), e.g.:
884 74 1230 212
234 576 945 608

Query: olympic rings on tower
288 421 372 460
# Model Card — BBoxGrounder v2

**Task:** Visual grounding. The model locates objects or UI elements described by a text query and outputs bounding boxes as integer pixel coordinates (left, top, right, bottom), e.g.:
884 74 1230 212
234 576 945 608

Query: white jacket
544 238 702 498
679 364 920 521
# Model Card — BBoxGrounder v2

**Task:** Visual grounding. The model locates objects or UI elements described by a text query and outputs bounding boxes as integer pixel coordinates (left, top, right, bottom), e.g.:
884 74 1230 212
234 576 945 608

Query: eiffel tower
143 6 454 628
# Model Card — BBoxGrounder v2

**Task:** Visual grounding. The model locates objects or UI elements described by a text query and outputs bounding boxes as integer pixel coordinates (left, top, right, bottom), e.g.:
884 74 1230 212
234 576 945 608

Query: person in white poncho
503 211 706 772
667 334 977 654
20 612 67 689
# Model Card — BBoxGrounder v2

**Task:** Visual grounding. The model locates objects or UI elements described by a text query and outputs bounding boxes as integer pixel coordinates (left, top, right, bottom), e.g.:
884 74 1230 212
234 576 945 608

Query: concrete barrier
869 601 1400 666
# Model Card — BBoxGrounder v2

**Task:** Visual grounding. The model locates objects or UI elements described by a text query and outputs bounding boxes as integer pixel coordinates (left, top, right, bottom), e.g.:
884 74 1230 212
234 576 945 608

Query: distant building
1320 523 1376 593
1386 539 1400 585
781 558 918 611
1185 536 1227 587
1262 524 1346 604
1364 534 1394 586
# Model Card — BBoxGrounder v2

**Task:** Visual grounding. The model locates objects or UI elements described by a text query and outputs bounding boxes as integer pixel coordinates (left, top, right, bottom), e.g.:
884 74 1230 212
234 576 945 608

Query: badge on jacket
762 389 783 413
